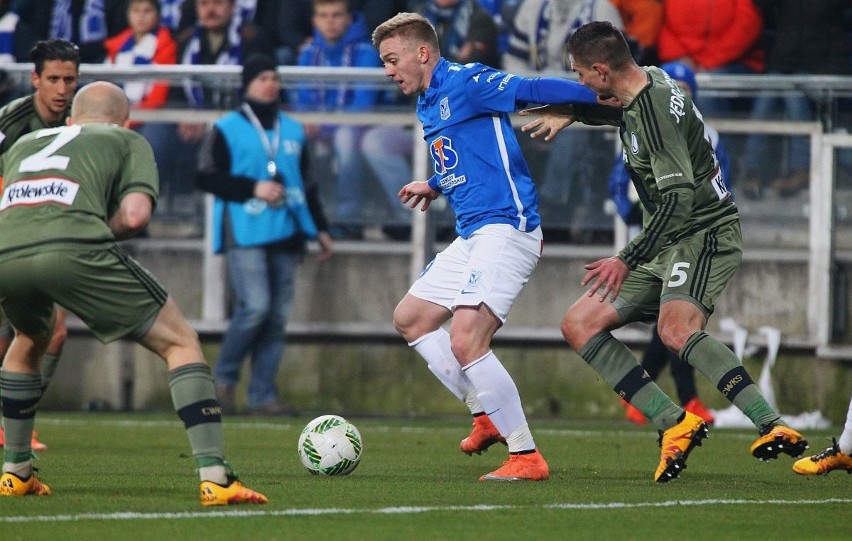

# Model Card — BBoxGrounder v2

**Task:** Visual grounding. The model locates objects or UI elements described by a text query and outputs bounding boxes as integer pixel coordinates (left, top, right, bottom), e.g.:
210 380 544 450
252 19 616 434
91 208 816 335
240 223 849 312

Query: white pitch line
3 499 851 523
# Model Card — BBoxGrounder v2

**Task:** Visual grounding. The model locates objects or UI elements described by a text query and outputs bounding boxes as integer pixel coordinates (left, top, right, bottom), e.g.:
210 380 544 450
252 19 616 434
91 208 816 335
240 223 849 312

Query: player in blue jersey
372 12 606 481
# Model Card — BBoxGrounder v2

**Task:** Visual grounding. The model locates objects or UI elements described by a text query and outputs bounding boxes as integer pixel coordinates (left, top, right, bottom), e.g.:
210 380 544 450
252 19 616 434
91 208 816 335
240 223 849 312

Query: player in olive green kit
0 82 267 505
0 39 79 452
521 21 808 482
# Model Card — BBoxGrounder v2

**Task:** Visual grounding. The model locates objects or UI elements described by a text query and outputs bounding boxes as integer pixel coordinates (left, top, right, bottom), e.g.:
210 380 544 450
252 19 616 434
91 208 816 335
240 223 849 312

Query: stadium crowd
0 0 850 239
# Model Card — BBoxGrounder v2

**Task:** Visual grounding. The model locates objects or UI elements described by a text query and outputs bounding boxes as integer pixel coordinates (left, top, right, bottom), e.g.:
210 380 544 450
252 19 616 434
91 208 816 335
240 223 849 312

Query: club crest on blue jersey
440 96 450 120
430 135 459 174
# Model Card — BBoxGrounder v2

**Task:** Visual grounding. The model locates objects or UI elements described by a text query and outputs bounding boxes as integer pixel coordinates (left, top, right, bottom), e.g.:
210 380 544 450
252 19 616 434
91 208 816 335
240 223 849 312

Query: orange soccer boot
792 439 852 476
200 475 268 506
0 472 52 496
459 414 506 456
683 397 715 425
479 449 549 481
750 423 808 461
654 411 709 483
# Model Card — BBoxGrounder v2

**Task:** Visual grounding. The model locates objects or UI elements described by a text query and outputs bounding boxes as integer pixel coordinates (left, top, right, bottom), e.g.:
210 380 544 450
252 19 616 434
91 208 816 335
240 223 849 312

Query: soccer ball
297 415 363 475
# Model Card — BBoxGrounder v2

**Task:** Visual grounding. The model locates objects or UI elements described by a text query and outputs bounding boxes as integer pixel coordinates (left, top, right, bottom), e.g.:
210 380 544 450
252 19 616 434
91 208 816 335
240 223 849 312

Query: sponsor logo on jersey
0 177 79 210
430 136 466 190
430 135 459 174
437 173 467 190
666 76 687 123
440 96 450 121
630 132 639 154
498 74 514 91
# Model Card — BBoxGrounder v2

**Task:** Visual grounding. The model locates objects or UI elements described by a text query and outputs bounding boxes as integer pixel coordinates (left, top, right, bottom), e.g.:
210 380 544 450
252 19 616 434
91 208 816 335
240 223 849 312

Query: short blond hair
371 12 439 53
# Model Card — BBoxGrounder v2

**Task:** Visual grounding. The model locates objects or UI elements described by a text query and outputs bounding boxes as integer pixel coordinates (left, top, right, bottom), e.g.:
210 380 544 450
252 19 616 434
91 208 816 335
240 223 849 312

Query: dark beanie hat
242 53 277 88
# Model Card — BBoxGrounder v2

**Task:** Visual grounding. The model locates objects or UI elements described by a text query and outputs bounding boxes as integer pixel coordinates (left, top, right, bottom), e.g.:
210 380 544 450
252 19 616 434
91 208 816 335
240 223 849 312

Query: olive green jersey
618 66 738 269
577 66 738 270
0 123 159 256
0 94 70 155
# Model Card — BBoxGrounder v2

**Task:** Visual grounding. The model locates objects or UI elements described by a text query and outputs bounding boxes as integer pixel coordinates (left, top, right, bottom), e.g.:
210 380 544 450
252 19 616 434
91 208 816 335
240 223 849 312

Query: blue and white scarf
0 11 19 64
109 31 158 104
181 24 242 108
159 0 186 31
423 0 474 63
50 0 106 44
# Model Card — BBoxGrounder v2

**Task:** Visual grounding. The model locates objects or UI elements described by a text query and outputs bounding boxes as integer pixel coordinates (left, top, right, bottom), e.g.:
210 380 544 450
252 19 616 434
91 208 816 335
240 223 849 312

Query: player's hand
177 122 207 143
519 105 577 141
398 181 439 211
254 180 284 204
581 256 630 303
315 231 334 261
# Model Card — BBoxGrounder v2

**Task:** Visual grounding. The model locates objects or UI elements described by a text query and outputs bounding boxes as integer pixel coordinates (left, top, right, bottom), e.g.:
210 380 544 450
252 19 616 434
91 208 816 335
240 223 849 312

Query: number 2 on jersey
18 125 81 173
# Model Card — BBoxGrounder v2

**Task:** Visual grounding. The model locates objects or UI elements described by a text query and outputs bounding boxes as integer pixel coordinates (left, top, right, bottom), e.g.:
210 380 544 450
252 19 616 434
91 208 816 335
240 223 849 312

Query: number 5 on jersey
668 261 690 288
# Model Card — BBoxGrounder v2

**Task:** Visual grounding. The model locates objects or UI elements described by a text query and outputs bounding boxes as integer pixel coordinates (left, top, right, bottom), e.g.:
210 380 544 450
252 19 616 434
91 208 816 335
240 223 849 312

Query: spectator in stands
147 0 267 223
740 0 851 200
291 0 398 239
0 0 40 63
656 0 765 119
196 54 333 415
504 0 624 242
473 0 522 54
274 0 408 65
173 0 281 57
104 0 177 115
415 0 502 69
609 0 663 65
13 0 128 62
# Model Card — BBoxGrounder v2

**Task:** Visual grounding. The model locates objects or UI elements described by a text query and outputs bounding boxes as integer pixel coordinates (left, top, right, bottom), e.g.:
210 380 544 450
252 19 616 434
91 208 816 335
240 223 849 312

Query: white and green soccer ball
297 415 363 475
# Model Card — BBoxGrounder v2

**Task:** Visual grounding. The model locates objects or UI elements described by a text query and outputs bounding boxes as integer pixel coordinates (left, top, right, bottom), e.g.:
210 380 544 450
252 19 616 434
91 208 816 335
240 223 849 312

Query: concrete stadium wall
37 242 852 426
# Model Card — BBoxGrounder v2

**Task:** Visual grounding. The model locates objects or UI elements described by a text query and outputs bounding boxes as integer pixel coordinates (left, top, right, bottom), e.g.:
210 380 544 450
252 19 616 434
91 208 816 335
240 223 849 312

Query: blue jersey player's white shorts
409 224 543 323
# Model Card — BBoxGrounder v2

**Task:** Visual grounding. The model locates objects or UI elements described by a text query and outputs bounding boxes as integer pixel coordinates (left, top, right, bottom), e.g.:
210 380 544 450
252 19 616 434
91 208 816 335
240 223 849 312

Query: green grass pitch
2 412 850 541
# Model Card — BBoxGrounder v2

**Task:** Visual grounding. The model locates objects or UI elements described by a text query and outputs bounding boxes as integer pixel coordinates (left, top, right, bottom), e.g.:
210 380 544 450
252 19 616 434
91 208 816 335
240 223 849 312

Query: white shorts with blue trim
409 224 543 324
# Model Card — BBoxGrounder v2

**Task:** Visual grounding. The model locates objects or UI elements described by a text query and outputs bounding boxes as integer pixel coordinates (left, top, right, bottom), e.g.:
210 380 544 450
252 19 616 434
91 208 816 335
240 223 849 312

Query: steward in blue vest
197 98 328 254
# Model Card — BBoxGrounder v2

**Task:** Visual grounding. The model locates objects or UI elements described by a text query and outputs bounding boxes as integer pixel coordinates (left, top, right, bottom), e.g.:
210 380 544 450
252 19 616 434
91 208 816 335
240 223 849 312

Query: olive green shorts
0 245 167 343
613 219 743 323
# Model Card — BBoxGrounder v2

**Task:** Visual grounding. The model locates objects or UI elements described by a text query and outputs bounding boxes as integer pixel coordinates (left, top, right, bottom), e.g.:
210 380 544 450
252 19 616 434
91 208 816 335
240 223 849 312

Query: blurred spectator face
245 70 280 104
196 0 234 32
312 1 352 44
128 0 161 37
31 60 78 122
432 0 462 7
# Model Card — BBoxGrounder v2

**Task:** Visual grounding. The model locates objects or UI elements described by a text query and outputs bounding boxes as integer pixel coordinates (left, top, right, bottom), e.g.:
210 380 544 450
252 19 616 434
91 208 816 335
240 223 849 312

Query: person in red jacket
104 0 178 114
657 0 764 118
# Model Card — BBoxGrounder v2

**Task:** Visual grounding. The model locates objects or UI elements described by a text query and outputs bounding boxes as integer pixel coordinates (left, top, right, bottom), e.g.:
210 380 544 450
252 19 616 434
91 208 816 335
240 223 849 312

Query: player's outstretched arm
519 105 578 141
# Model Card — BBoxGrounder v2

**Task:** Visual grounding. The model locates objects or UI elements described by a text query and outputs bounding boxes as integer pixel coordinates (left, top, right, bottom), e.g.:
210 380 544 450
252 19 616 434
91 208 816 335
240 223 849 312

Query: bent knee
561 309 592 349
655 323 690 353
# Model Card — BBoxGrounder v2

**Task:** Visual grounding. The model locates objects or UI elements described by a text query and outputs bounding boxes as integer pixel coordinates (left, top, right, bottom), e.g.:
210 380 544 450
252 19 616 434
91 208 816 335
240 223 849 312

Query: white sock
3 459 33 478
838 396 852 455
198 464 228 485
410 328 482 413
463 350 535 453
